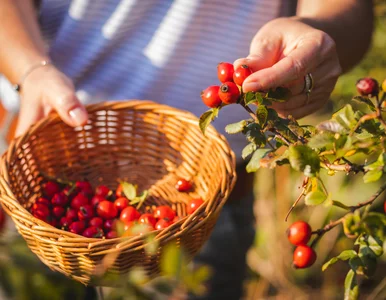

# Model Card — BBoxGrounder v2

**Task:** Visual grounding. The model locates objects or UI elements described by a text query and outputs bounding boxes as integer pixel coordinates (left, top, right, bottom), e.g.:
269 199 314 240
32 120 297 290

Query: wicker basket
0 101 236 285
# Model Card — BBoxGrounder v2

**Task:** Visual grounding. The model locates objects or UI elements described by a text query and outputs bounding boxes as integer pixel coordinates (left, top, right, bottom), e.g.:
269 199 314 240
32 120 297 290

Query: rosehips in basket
66 208 78 221
47 218 59 228
95 185 110 198
75 181 93 197
356 77 379 97
175 178 192 192
69 220 86 234
60 217 73 229
127 223 153 236
219 82 240 104
287 221 312 246
120 206 141 224
155 218 173 230
116 183 124 198
32 203 50 221
106 231 118 239
0 208 5 232
43 181 60 198
91 195 105 209
52 206 65 218
293 245 317 269
201 86 222 108
71 193 89 210
89 217 104 228
153 205 176 221
78 204 95 221
138 213 157 228
114 197 129 212
63 186 78 199
217 62 234 83
233 64 252 86
36 197 51 207
51 192 68 207
104 219 116 232
82 226 104 238
186 198 204 214
97 200 118 219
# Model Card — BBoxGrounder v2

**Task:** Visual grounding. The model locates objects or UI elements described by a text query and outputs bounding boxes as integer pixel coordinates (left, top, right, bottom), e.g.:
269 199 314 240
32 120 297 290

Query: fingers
15 101 44 137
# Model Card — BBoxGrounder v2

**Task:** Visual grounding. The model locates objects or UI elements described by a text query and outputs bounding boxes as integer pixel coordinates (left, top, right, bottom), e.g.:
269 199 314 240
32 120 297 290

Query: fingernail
69 107 88 126
243 82 261 92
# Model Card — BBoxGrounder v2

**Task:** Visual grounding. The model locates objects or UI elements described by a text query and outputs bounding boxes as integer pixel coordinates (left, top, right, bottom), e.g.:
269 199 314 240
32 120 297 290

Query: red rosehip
52 206 65 218
114 197 129 212
32 203 50 221
78 204 95 221
120 206 141 224
63 185 79 199
175 178 192 192
138 213 157 228
233 65 252 86
95 185 110 198
69 221 86 234
0 208 6 232
71 193 89 210
153 205 176 221
36 197 51 207
155 218 173 230
91 195 105 209
51 192 68 207
75 181 93 197
47 218 59 228
66 208 78 221
97 200 118 219
201 86 222 108
116 183 124 198
104 219 116 232
217 62 234 83
186 198 204 214
82 226 104 238
43 181 60 198
89 217 104 228
356 78 379 97
219 82 240 104
60 216 73 229
293 245 317 269
287 221 312 246
106 231 118 239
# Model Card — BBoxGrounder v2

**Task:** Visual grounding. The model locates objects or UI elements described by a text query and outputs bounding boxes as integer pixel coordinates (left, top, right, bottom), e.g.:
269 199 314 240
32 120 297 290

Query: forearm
0 0 48 85
296 0 374 72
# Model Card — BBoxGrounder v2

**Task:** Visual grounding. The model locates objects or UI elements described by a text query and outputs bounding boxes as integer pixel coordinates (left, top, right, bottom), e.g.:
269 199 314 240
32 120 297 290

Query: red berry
78 204 95 220
201 86 222 108
52 206 65 218
51 192 68 207
63 185 79 199
114 197 129 212
104 219 116 231
219 82 240 104
217 62 234 83
60 216 73 229
233 65 252 86
356 78 379 97
106 231 118 239
287 221 312 246
153 206 176 221
71 193 89 210
175 179 192 192
75 181 93 197
293 245 317 269
95 185 110 198
69 221 86 234
155 218 173 230
36 197 51 207
97 200 118 219
43 181 60 198
82 226 104 238
32 203 50 220
47 218 59 228
120 206 141 224
0 208 6 232
89 217 104 228
66 208 78 221
138 213 157 227
116 183 124 198
91 195 105 208
186 198 204 214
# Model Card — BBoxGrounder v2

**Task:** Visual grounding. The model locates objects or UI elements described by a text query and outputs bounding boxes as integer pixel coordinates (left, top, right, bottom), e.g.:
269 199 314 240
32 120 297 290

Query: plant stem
285 188 306 222
239 102 258 121
348 180 386 210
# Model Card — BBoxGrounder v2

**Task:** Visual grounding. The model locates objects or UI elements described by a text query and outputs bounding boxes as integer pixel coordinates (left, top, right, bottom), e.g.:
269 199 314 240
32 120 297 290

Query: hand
15 65 88 137
234 17 342 119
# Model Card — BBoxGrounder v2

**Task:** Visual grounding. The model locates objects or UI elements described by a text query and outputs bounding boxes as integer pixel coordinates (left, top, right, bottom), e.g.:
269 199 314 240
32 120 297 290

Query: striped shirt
0 0 295 159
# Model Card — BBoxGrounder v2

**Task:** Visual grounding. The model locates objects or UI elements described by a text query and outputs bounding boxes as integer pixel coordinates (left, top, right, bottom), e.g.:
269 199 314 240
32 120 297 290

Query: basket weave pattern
0 101 236 284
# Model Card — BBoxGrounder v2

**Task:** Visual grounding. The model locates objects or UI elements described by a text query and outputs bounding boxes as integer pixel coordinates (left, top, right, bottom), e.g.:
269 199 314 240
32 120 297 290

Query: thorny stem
239 101 258 122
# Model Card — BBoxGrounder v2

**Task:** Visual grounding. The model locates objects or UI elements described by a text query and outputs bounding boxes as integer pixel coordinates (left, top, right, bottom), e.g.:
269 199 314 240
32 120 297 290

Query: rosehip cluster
287 221 316 269
201 62 252 108
29 178 204 239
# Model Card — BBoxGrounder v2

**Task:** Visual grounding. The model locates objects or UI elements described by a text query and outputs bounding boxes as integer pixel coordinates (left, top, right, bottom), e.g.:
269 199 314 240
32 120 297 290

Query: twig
239 101 258 121
285 189 306 222
321 158 364 174
348 180 386 210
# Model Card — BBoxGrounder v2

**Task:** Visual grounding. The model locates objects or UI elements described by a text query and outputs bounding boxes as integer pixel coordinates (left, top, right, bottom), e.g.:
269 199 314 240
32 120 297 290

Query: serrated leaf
256 105 268 127
288 145 320 177
322 250 357 271
225 120 247 134
266 87 291 101
333 105 357 130
246 149 271 173
305 190 327 205
317 120 346 133
242 143 256 159
308 131 335 149
245 123 266 146
244 91 264 105
199 108 219 135
344 270 359 300
352 96 376 111
121 182 137 199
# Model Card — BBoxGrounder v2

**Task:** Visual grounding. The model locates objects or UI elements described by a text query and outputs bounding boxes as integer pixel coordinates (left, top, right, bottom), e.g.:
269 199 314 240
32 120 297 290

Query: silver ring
304 73 314 95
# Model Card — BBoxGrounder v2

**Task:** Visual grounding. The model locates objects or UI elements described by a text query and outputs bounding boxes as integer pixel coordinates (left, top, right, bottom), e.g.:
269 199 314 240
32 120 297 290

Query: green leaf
305 190 327 205
352 96 376 111
244 91 264 105
246 149 271 173
363 169 383 183
317 120 346 133
225 120 247 134
308 131 335 149
121 182 137 200
267 108 279 122
331 200 351 210
344 270 359 300
256 105 268 127
266 87 291 101
199 108 219 135
161 244 186 278
244 123 266 146
363 153 385 183
349 256 364 273
333 105 357 131
288 145 320 177
275 123 298 143
322 250 357 271
242 143 256 159
365 235 383 257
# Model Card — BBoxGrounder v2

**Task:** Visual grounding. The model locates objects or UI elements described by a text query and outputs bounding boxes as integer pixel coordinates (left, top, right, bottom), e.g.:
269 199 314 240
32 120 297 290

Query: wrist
13 60 53 93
